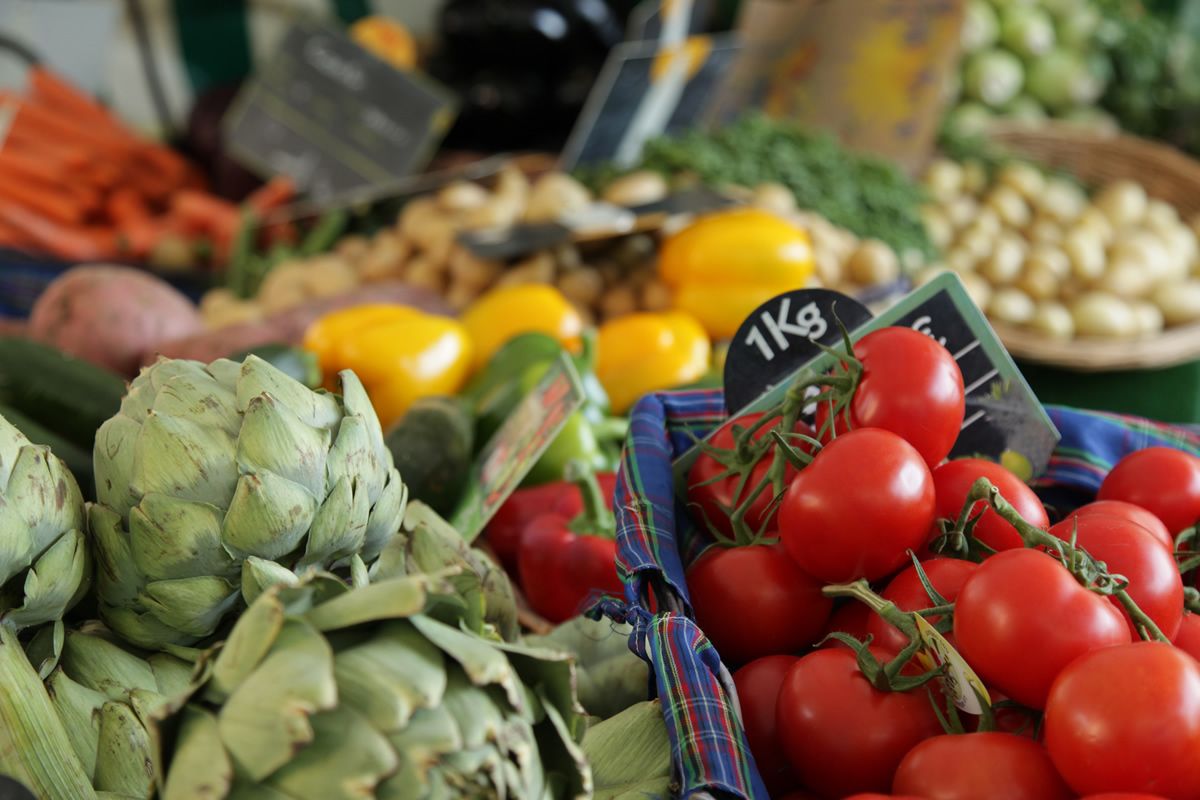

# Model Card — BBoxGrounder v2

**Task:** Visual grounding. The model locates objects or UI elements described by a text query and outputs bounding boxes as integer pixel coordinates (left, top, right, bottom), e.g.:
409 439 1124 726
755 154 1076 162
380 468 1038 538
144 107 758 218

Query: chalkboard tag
560 33 741 169
223 20 456 204
0 776 34 800
722 289 872 414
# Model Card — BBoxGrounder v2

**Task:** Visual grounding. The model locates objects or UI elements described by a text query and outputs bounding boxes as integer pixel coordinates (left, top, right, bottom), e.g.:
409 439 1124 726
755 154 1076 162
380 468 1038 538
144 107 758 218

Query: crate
609 389 1200 799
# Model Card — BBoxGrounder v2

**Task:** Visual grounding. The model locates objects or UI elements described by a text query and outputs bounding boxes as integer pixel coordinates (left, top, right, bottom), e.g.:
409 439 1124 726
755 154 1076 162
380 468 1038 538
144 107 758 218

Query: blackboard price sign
223 20 455 203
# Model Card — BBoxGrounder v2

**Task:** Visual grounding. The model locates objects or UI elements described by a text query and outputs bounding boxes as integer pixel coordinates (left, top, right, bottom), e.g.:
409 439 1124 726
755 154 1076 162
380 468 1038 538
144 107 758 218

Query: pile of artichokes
0 354 640 799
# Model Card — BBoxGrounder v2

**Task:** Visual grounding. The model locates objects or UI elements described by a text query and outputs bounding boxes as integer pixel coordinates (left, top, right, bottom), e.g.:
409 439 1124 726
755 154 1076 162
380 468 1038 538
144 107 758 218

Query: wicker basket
978 122 1200 371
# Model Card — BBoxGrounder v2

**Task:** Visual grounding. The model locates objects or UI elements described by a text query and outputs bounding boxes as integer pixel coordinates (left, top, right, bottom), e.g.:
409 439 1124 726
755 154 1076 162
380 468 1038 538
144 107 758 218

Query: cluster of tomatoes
683 326 1200 800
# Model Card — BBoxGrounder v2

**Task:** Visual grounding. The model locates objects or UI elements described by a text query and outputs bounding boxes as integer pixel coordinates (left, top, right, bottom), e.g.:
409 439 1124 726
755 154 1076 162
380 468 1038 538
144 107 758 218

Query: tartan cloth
611 390 1200 800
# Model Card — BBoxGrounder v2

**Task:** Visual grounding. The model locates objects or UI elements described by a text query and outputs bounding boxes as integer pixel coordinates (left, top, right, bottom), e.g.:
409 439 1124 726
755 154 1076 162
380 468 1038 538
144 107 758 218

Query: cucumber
0 338 125 453
0 402 95 500
228 343 322 388
384 396 475 517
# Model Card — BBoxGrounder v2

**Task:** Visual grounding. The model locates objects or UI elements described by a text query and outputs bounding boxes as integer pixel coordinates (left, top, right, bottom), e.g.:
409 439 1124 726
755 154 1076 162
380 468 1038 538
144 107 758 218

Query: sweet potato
148 282 453 365
29 264 203 376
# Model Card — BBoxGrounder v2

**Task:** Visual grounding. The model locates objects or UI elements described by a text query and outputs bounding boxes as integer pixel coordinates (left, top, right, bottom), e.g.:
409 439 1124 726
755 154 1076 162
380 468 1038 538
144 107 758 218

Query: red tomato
734 655 800 796
814 327 965 468
688 545 831 665
780 428 936 583
843 796 924 800
775 647 942 798
1048 514 1184 640
1067 499 1174 552
821 601 874 650
1099 447 1200 535
1174 613 1200 661
517 517 622 623
893 732 1073 800
1045 642 1200 798
867 557 978 654
953 548 1131 709
686 412 813 539
1080 795 1171 799
930 458 1049 552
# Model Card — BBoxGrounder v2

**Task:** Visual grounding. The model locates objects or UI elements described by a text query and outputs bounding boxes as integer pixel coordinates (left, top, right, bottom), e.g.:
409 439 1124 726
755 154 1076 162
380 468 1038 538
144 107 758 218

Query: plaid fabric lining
611 391 1200 799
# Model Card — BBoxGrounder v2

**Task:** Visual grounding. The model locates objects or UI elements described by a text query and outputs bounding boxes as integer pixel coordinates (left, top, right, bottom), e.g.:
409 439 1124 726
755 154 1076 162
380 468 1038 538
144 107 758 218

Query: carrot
27 67 124 134
245 176 297 215
106 187 151 226
169 190 240 239
84 161 123 192
2 130 90 170
134 144 188 187
8 98 135 158
0 172 84 225
0 204 114 261
0 218 34 251
115 216 168 259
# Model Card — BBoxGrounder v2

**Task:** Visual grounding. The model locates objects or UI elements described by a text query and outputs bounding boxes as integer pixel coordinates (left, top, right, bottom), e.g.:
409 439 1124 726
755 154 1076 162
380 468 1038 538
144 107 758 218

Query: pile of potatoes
914 157 1200 340
200 167 677 328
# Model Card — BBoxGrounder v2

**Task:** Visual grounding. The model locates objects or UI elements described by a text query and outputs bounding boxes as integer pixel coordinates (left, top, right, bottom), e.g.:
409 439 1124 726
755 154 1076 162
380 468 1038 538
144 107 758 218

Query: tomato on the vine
822 601 873 650
1048 514 1184 640
867 557 978 654
930 458 1049 552
1079 795 1172 800
814 326 965 468
953 548 1131 709
687 544 830 666
733 655 799 796
780 428 936 583
1066 499 1174 552
1174 613 1200 662
1098 446 1200 535
892 732 1073 800
1045 642 1200 798
775 647 942 798
686 412 813 539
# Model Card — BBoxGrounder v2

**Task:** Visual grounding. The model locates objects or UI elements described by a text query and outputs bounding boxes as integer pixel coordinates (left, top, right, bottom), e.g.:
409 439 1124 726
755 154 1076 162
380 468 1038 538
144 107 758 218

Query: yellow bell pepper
595 311 711 414
302 304 472 428
659 208 815 339
350 16 418 70
460 284 583 372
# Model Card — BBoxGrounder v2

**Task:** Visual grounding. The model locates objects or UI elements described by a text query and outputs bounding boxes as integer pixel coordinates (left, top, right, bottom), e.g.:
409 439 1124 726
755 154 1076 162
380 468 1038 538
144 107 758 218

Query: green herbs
598 115 936 258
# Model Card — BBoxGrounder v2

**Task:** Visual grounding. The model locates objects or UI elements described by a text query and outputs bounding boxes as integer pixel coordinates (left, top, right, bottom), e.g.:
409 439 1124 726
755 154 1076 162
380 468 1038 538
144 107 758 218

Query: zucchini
0 338 125 453
0 403 95 500
384 396 475 517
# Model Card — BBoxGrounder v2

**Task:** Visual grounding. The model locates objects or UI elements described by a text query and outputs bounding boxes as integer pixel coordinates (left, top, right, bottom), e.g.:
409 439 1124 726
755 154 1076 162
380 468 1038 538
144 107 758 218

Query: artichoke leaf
207 586 286 703
142 575 241 639
160 707 233 800
411 614 522 709
263 704 398 800
131 413 239 509
62 630 157 698
46 669 104 779
93 701 154 799
241 557 299 606
235 355 341 430
362 469 406 559
304 575 432 632
6 527 90 630
217 619 337 780
148 653 194 699
333 620 446 732
380 704 462 798
6 443 84 559
439 669 509 750
297 476 360 571
581 700 672 800
89 505 144 607
129 494 236 582
220 471 317 561
538 692 593 800
148 368 240 433
236 393 330 498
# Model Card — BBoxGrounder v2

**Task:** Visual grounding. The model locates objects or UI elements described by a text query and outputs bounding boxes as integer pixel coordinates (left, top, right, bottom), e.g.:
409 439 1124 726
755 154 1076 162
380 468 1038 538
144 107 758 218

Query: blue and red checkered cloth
608 389 1200 800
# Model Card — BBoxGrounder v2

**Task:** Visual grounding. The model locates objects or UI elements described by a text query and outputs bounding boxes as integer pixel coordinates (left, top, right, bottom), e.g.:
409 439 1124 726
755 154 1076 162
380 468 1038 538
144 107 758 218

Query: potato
946 248 979 275
448 247 503 292
1017 264 1060 301
599 285 638 320
335 234 372 263
1097 259 1152 298
640 279 673 312
1029 217 1064 245
997 162 1045 200
358 232 411 282
1025 245 1071 280
557 267 605 306
496 253 556 287
1071 292 1139 338
603 171 669 207
200 288 239 315
1132 301 1165 337
752 182 798 216
962 160 989 195
1030 301 1074 339
302 258 359 299
525 173 593 223
398 197 444 241
1075 207 1115 246
980 237 1025 285
961 273 993 311
985 185 1031 229
28 265 204 376
1095 180 1148 228
924 159 964 200
1111 233 1170 284
1152 280 1200 326
438 180 490 213
1038 179 1086 224
1063 229 1106 282
814 248 844 285
847 240 900 285
202 299 265 330
988 288 1036 325
922 206 955 251
1145 199 1181 232
944 195 979 229
914 265 950 287
258 262 311 314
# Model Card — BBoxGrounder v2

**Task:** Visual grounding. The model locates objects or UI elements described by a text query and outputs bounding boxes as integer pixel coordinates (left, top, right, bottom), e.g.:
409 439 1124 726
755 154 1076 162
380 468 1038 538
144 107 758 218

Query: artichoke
152 573 592 799
89 355 408 651
41 626 192 799
0 412 90 630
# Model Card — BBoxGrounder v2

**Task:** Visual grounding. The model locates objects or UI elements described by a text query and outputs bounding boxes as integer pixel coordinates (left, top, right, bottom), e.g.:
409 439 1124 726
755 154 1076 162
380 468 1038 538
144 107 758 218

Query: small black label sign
722 288 872 414
223 20 455 203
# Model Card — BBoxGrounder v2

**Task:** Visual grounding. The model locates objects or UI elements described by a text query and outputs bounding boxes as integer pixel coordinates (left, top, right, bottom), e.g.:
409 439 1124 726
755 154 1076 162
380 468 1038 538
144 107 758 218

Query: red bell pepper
517 464 623 623
485 472 616 574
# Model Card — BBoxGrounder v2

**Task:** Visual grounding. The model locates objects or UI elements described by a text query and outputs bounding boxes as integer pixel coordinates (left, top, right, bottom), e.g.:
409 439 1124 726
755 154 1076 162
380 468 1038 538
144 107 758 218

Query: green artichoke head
0 412 90 630
152 574 591 800
90 355 408 651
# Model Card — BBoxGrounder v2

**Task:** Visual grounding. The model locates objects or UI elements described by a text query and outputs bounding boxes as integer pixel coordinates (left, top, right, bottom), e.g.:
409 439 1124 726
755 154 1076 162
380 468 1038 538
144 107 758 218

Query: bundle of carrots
0 67 296 267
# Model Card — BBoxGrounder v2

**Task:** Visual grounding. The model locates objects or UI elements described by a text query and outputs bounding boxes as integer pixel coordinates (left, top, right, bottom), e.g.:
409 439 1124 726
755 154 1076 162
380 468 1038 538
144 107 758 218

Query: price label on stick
223 20 455 204
914 615 991 715
450 353 586 542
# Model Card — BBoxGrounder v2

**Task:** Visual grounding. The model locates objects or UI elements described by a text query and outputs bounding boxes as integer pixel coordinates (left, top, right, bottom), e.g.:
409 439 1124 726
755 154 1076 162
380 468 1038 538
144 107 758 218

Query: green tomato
1000 6 1056 59
963 49 1025 107
963 0 1000 51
